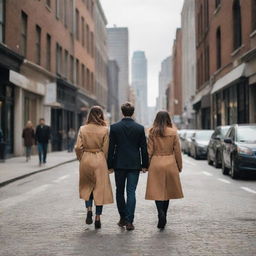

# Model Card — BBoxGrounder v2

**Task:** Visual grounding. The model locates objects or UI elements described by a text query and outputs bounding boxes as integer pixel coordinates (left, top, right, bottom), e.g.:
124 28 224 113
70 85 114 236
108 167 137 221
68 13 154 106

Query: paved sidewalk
0 151 76 187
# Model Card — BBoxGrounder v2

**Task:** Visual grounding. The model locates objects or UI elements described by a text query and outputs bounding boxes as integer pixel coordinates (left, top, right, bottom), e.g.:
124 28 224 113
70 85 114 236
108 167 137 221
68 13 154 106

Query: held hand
108 169 114 174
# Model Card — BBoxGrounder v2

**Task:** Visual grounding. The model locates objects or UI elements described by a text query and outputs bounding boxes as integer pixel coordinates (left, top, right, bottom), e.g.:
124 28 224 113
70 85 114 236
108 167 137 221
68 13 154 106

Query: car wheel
207 151 213 165
214 151 221 168
221 157 229 175
194 148 198 160
230 157 239 179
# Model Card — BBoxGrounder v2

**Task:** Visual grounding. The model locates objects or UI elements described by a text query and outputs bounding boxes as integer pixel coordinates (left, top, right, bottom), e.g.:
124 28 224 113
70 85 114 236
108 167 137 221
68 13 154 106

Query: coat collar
121 117 134 122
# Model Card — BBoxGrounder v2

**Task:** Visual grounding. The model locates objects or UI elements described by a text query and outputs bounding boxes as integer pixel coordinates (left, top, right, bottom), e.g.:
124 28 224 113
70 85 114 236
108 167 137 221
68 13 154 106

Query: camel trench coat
145 127 184 200
75 124 113 206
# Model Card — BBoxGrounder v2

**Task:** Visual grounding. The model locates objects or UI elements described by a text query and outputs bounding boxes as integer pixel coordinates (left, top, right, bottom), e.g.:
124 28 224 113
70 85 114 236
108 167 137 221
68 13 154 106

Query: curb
0 158 77 188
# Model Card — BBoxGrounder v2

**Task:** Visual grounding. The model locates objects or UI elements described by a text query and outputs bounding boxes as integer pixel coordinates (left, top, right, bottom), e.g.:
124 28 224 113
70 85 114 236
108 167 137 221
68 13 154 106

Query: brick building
168 28 183 126
194 0 256 129
0 0 104 156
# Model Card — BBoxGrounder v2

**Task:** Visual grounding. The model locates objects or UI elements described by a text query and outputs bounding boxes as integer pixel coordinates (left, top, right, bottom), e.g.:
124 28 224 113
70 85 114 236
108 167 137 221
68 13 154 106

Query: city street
0 155 255 256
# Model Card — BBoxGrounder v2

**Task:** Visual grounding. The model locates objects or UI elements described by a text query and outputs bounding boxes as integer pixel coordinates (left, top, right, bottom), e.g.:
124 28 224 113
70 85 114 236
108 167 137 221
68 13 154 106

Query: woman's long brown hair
86 106 106 126
150 111 172 137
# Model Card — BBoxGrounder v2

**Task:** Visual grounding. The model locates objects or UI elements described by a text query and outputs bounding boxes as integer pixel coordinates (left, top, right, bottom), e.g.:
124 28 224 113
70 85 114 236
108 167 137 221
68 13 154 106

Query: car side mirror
224 138 232 144
215 136 221 141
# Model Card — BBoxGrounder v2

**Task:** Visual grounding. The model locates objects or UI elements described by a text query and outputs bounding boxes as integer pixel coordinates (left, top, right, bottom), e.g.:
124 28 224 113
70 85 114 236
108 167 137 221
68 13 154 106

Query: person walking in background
35 118 51 166
75 106 113 229
108 102 149 231
67 128 76 152
145 111 183 229
22 121 35 162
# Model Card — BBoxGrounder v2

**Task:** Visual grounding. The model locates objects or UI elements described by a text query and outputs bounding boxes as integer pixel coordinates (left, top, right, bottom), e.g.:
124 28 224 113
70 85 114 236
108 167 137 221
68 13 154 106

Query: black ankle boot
157 211 166 229
95 219 101 229
86 211 93 225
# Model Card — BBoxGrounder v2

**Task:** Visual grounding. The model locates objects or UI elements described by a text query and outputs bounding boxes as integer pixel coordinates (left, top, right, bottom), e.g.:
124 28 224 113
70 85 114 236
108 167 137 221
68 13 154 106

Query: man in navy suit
108 102 149 231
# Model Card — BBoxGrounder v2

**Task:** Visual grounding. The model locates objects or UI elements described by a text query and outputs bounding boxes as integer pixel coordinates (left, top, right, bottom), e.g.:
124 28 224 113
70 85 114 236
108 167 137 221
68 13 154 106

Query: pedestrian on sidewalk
22 121 35 162
145 111 183 229
75 106 113 229
67 128 76 152
35 118 51 166
108 102 149 231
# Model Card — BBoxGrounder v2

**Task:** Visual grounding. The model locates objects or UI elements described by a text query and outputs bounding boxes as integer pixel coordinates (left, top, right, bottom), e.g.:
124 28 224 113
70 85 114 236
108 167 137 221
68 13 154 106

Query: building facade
195 0 256 129
181 0 196 129
94 0 108 109
107 27 129 106
0 0 104 156
157 56 172 112
169 28 183 127
131 51 148 125
107 60 119 123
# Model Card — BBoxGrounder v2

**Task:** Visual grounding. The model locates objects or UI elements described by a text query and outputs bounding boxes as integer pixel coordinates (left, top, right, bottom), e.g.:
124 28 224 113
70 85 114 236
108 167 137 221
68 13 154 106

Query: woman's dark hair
121 102 135 117
86 106 106 126
150 111 172 137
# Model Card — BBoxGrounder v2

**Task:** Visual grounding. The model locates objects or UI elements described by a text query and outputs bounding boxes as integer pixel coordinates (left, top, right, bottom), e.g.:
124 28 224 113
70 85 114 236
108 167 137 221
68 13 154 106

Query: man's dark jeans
38 143 48 163
114 170 140 224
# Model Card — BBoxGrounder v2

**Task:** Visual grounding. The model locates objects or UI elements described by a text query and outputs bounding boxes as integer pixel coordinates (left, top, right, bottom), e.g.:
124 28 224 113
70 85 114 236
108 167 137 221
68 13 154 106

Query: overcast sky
100 0 184 106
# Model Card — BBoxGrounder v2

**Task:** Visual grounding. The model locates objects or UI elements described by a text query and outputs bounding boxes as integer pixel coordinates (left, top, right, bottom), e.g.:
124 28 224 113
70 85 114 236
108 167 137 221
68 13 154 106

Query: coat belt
84 149 102 153
154 152 174 156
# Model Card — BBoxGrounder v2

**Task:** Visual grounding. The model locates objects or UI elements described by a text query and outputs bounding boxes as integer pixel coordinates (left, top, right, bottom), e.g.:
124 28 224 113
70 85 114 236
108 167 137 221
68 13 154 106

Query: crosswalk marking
53 175 70 183
0 184 50 210
202 171 213 176
218 178 231 184
240 187 256 194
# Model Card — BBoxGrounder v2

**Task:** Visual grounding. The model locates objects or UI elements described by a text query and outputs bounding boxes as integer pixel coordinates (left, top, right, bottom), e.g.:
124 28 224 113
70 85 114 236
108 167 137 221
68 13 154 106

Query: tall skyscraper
132 51 148 125
157 56 172 111
107 27 129 106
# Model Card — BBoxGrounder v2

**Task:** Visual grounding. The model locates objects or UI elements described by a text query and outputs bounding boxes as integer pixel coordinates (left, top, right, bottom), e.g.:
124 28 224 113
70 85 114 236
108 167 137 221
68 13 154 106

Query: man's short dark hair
39 118 45 121
121 102 135 117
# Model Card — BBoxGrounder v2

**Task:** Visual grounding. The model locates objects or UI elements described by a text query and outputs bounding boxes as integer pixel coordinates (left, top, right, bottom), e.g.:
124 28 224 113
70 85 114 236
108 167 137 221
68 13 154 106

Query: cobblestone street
0 155 256 256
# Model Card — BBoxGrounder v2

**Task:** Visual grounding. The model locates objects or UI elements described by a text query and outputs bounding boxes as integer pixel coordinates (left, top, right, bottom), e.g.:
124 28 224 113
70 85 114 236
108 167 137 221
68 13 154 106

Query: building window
76 59 79 85
70 55 74 82
46 34 51 70
86 24 90 53
81 17 85 47
56 43 62 76
216 27 221 70
0 0 5 43
90 31 94 57
205 0 209 30
215 0 221 8
86 68 90 91
82 64 85 88
233 0 242 50
205 45 210 81
64 0 68 27
35 25 41 65
21 11 28 57
64 50 68 78
56 0 60 19
75 9 79 40
252 0 256 31
46 0 51 8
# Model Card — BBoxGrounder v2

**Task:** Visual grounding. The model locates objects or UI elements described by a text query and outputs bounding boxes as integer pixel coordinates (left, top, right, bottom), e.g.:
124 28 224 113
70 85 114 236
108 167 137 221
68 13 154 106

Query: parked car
207 126 230 168
190 130 214 159
179 130 187 152
222 124 256 179
183 130 196 155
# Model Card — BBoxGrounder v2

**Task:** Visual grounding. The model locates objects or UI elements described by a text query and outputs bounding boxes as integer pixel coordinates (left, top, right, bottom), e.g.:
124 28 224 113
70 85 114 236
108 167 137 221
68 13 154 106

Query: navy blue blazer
107 118 149 170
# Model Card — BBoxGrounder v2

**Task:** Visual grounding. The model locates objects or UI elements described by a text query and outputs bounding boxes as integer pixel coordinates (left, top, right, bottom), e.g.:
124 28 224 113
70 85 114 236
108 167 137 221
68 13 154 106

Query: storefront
0 44 23 157
192 84 211 129
211 63 250 128
51 79 77 151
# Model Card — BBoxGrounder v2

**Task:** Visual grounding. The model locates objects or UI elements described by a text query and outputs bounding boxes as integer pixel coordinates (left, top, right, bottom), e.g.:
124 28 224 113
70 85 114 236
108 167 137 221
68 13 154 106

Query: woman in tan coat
145 111 183 229
75 106 113 229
